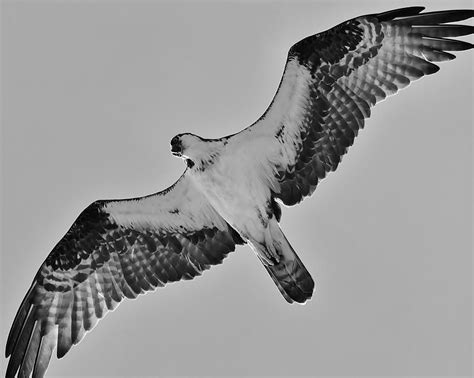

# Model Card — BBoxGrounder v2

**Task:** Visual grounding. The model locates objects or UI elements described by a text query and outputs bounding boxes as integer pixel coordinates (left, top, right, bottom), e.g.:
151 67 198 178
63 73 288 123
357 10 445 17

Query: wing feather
230 7 473 206
32 327 56 378
19 320 41 378
6 173 244 376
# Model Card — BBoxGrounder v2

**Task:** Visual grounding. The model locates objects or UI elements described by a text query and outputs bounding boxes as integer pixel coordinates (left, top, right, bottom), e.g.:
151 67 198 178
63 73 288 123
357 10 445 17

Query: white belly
190 159 271 238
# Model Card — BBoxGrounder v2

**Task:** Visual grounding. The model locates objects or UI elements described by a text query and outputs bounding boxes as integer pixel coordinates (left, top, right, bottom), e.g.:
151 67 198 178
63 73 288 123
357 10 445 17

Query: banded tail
256 222 315 304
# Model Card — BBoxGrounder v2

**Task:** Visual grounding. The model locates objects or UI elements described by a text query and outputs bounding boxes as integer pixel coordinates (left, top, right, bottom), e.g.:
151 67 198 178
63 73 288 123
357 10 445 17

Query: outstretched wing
5 173 244 377
230 7 473 206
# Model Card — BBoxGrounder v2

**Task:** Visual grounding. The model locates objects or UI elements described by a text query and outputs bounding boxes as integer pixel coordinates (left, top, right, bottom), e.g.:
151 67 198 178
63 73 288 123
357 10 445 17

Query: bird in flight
5 6 473 377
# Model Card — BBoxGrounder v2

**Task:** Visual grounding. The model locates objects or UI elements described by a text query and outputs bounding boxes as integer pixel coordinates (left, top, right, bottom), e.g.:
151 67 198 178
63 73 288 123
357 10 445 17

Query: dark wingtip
426 63 441 75
394 9 474 25
373 6 425 22
5 306 36 378
5 283 36 358
57 347 68 359
462 41 474 50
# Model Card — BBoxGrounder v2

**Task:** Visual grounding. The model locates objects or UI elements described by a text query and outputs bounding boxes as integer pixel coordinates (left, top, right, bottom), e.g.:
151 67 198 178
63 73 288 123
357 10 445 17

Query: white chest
190 157 271 227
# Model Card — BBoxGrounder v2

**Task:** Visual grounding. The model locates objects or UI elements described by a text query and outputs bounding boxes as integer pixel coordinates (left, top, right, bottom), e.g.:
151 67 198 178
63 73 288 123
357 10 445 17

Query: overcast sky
1 0 472 376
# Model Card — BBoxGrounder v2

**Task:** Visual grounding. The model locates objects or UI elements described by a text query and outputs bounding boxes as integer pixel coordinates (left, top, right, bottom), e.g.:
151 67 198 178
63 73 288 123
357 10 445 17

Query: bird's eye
171 136 180 146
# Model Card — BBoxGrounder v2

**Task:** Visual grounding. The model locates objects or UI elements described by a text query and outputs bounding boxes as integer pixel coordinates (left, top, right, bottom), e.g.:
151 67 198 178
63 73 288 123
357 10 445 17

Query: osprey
5 6 473 377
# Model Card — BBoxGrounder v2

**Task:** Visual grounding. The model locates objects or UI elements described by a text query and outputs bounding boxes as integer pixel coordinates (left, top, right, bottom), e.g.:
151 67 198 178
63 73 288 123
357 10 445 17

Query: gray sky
1 0 472 376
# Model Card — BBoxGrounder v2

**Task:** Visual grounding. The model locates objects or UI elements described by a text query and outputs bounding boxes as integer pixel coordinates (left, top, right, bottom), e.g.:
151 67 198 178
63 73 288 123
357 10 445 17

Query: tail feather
257 223 315 304
264 255 314 304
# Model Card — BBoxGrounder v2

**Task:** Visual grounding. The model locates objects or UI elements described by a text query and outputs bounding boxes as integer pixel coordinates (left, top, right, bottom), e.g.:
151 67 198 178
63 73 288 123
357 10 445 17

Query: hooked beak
171 145 182 156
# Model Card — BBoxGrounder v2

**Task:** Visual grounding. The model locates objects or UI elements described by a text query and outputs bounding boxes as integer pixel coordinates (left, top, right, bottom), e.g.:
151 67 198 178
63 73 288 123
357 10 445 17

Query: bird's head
170 133 212 168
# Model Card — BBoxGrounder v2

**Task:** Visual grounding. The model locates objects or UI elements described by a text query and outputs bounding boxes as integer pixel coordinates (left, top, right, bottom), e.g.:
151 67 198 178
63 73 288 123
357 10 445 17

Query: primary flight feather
5 6 473 377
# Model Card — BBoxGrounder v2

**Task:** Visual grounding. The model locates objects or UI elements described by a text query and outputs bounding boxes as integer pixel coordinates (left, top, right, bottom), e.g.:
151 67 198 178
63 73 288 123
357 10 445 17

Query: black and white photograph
1 1 472 376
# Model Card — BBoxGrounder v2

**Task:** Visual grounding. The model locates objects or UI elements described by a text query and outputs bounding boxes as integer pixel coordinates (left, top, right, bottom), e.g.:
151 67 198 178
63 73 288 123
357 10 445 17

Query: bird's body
5 6 473 377
191 139 274 239
191 143 308 289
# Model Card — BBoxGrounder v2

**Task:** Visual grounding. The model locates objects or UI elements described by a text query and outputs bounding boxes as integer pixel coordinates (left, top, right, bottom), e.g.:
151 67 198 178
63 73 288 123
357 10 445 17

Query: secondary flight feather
5 6 473 377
